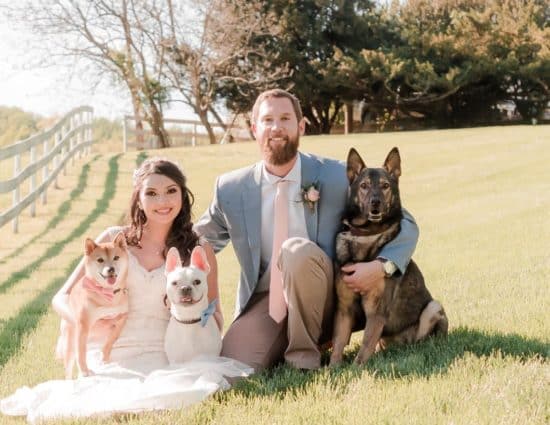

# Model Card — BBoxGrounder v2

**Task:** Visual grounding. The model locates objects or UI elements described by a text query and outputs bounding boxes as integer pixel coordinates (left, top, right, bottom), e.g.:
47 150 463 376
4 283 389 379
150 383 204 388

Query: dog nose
180 286 192 296
370 198 381 208
107 266 115 275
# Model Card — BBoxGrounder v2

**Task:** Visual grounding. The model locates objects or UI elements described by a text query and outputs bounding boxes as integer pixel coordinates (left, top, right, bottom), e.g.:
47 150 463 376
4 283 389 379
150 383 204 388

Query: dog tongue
180 296 193 303
106 277 117 285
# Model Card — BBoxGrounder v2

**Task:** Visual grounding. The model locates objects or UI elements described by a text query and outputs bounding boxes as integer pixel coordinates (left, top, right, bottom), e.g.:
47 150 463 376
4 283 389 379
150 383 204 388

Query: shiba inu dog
56 232 129 378
164 245 221 364
330 147 448 366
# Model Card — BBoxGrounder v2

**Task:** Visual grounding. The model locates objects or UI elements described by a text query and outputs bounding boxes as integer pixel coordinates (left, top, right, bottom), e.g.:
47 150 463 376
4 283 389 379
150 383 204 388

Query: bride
1 158 252 423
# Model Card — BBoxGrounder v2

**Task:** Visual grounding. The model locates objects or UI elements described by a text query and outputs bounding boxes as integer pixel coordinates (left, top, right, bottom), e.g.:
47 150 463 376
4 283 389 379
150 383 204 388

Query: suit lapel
242 162 262 279
300 153 321 243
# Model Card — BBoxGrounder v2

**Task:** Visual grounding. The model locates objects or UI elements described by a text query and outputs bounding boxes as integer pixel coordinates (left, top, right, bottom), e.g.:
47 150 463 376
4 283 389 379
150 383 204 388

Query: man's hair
251 89 303 123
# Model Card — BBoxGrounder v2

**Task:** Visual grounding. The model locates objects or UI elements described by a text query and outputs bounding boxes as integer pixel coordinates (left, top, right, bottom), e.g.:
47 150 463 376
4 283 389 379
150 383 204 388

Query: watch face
384 261 396 276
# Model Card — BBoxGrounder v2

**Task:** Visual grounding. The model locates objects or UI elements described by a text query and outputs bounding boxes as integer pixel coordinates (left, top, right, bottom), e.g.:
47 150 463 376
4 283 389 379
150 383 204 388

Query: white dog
164 246 222 364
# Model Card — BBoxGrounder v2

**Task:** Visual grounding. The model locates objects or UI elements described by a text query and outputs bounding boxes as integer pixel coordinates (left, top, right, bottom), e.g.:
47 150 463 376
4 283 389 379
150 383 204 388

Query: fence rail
0 106 93 232
122 116 251 151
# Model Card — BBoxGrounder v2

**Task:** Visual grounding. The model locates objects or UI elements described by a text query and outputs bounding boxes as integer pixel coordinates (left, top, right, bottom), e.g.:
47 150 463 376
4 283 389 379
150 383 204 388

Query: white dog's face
165 246 210 307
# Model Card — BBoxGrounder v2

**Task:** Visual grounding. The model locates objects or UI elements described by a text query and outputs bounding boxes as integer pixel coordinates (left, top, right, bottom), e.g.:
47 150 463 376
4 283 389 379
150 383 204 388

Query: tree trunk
197 109 218 144
148 104 170 148
344 102 353 134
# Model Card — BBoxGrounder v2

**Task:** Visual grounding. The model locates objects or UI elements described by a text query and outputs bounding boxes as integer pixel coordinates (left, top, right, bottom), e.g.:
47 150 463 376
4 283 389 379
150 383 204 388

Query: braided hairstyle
126 157 199 264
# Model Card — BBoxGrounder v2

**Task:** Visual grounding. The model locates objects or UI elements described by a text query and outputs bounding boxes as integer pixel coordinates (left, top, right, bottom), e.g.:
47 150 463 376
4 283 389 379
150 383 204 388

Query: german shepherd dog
329 147 448 366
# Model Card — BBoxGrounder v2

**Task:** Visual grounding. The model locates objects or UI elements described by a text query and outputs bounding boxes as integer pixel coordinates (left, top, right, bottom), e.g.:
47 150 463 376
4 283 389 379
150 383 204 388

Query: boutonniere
301 182 320 211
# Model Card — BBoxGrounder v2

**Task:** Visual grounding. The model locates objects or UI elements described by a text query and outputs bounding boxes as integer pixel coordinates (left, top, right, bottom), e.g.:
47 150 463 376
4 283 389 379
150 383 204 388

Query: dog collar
173 299 218 327
174 317 201 325
342 220 372 237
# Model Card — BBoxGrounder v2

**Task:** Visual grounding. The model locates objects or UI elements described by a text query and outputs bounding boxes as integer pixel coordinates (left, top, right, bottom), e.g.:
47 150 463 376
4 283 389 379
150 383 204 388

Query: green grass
0 155 120 294
0 125 549 424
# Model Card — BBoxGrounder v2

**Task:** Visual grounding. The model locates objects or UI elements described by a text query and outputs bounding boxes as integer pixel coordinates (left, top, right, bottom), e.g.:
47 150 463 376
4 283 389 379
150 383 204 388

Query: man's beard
265 134 299 165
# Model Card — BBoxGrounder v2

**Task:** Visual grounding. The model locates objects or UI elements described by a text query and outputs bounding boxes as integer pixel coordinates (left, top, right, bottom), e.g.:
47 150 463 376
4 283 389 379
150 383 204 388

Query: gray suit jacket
194 152 418 316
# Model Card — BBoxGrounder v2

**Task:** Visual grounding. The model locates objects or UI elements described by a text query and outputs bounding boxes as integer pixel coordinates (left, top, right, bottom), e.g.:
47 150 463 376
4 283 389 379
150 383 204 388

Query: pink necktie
269 180 289 322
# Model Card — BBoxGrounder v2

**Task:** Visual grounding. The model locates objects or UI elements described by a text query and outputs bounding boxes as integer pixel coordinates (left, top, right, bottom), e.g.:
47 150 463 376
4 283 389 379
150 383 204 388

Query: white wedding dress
1 236 252 424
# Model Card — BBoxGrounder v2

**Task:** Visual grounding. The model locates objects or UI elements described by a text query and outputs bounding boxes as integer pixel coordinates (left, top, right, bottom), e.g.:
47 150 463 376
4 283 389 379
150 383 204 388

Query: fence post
70 115 75 166
30 146 36 217
192 124 197 146
54 132 61 188
88 110 93 154
75 112 81 160
123 116 128 152
62 123 67 177
42 138 49 205
12 154 21 232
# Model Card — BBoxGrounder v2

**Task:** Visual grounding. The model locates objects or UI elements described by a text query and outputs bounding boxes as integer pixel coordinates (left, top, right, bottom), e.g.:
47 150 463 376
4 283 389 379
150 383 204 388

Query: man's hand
341 260 385 294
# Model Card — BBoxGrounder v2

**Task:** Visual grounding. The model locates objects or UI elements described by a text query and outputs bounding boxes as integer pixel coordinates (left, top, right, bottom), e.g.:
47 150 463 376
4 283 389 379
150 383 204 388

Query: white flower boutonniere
301 182 320 211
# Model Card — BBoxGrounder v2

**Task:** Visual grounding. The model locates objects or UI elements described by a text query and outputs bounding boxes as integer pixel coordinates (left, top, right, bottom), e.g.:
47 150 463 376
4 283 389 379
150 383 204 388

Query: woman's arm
202 240 223 332
51 228 115 324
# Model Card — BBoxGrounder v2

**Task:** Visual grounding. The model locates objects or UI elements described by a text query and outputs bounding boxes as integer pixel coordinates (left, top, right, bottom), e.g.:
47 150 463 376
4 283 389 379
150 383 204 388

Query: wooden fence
0 106 93 232
122 116 251 151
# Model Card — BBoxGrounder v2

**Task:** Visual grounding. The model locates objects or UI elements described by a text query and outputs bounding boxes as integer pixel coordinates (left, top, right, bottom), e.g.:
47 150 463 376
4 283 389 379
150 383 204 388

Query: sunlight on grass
0 125 548 424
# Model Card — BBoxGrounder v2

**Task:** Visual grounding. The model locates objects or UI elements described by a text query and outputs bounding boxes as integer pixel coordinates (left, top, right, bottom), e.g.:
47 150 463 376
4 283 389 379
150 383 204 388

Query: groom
194 89 418 372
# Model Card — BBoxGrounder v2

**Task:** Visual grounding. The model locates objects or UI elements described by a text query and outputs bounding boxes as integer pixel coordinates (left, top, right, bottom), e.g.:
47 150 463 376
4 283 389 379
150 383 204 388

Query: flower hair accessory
301 182 320 211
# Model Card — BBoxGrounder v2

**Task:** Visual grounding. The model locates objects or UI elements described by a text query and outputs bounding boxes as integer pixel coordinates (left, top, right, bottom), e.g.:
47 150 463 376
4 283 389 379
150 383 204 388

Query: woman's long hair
126 157 199 264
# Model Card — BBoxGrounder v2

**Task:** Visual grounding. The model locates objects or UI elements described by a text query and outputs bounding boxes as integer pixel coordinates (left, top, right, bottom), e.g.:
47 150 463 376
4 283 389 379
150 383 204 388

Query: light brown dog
56 232 129 378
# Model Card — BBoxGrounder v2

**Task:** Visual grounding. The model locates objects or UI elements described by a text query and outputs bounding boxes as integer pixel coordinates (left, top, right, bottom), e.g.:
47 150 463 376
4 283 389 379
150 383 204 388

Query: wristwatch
378 258 397 278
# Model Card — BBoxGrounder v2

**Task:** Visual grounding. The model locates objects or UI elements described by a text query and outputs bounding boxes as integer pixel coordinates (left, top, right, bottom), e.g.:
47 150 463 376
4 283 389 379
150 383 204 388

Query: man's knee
280 237 331 278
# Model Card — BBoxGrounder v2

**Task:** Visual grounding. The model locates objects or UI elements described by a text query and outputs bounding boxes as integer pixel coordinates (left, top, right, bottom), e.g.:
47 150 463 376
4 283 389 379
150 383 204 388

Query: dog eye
97 258 104 263
382 183 390 189
113 255 119 261
171 281 178 286
360 182 369 189
193 279 201 286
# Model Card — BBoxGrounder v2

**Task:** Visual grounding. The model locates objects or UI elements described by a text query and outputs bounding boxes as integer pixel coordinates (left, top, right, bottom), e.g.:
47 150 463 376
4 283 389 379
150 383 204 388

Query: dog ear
165 247 182 275
113 231 127 249
85 238 97 256
346 148 366 183
190 246 211 275
383 147 401 179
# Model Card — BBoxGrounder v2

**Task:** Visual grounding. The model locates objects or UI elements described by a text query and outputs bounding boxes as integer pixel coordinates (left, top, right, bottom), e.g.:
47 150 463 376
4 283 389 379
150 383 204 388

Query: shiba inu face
344 147 402 226
84 232 129 289
165 246 210 308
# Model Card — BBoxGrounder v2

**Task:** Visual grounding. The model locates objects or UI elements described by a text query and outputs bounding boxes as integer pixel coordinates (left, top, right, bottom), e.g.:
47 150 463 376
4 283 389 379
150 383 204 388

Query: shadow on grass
226 326 549 399
0 155 100 265
0 155 121 295
0 155 121 369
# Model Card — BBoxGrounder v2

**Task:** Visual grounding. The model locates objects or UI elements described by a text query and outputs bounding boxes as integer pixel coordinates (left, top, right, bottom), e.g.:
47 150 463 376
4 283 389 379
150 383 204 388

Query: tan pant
221 237 334 372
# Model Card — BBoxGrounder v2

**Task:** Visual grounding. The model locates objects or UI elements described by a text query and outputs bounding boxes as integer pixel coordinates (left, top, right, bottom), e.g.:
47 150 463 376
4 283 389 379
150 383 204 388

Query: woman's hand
341 260 385 295
202 241 224 332
213 311 224 332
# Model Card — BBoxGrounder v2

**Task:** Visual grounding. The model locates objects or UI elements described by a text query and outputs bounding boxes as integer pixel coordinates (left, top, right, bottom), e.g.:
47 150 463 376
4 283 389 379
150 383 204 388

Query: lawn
0 125 548 424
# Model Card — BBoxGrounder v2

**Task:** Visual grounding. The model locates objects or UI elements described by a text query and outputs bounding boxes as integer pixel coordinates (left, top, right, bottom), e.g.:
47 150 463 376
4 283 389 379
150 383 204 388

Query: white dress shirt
255 156 309 293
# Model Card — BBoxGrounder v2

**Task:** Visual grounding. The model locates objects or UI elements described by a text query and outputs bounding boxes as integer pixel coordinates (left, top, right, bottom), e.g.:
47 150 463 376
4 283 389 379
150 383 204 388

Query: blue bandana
200 299 218 327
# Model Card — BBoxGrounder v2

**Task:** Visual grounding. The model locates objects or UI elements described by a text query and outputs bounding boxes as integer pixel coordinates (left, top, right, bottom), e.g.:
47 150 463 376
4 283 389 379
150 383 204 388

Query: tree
4 0 171 147
346 0 550 126
218 0 381 135
158 0 288 144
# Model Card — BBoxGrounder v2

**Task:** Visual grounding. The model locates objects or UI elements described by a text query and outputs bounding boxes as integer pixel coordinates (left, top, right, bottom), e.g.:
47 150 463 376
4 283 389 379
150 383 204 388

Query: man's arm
376 208 419 275
193 177 231 254
341 208 419 293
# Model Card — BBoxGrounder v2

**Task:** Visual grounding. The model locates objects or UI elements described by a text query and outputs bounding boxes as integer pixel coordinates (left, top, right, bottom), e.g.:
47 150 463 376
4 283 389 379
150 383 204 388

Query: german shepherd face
344 147 403 227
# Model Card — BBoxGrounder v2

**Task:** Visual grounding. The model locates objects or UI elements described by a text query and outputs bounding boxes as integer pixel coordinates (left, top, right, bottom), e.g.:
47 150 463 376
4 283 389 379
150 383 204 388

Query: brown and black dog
329 147 448 366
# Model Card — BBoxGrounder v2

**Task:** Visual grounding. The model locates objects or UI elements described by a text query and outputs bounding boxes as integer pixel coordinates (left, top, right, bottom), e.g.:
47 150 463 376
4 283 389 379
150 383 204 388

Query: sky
0 7 192 121
0 21 130 119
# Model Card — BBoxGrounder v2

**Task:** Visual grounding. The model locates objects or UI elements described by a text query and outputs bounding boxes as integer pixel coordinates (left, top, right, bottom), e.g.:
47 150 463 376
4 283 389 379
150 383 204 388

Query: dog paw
328 355 343 367
78 369 95 378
